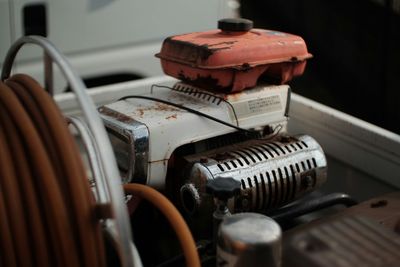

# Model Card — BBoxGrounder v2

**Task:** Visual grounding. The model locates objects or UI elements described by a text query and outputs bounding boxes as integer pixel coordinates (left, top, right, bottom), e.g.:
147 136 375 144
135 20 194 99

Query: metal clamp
1 35 139 267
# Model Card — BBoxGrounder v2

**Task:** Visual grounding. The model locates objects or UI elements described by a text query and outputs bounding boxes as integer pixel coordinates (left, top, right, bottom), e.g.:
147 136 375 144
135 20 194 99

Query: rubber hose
123 184 201 267
0 127 19 267
10 74 105 267
270 192 358 222
0 104 51 267
0 74 106 267
0 78 80 266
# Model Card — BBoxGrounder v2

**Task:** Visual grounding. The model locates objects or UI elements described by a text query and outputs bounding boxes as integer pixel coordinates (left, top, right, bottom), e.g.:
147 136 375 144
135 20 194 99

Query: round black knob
218 18 253 32
206 177 241 200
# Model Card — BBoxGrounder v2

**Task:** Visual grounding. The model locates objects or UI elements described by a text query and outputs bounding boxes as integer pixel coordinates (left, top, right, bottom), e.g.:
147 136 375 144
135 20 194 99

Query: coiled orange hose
123 184 201 267
0 74 106 267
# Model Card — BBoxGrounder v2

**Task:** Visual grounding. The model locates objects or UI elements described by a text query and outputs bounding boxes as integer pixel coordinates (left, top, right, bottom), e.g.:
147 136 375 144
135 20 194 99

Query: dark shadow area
241 0 400 134
65 72 145 92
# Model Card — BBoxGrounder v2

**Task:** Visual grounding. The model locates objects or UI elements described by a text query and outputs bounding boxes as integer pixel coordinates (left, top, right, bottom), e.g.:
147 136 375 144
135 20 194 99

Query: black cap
206 177 241 200
218 18 253 32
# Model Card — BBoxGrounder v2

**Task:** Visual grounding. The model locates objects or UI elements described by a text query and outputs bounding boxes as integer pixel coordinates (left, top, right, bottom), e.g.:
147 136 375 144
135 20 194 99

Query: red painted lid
156 18 312 70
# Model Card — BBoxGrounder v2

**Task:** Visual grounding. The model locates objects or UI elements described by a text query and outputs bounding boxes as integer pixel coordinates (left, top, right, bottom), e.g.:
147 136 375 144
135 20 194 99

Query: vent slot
278 168 286 204
262 143 280 157
295 142 303 150
231 151 250 165
271 170 279 207
173 83 222 104
301 141 309 148
223 162 232 170
271 142 286 155
301 161 307 171
259 144 275 158
247 147 263 162
265 172 273 209
251 146 269 160
306 159 312 169
254 175 260 210
312 157 317 167
283 166 292 203
235 157 244 167
290 143 298 151
247 177 253 188
295 163 301 172
241 179 246 189
284 145 292 153
260 173 267 210
239 149 257 164
230 160 237 168
217 164 224 172
289 164 297 200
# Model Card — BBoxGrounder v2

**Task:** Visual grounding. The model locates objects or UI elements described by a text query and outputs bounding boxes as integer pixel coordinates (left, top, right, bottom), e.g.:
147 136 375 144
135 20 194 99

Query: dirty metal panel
157 26 311 92
100 82 289 188
283 214 400 267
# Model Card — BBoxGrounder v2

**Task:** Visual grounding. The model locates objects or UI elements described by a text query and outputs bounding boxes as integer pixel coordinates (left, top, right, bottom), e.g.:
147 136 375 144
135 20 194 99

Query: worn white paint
288 93 400 188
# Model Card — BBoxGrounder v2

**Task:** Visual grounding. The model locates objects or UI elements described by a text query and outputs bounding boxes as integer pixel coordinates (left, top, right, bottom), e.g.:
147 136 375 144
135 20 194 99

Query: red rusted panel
156 19 312 92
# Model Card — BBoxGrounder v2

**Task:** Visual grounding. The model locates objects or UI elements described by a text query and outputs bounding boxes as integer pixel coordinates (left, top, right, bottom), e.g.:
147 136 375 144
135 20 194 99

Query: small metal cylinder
181 134 327 215
217 213 282 267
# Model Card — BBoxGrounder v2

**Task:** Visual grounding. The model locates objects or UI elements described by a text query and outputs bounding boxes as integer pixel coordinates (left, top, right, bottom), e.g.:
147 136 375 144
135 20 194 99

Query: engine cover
100 82 290 186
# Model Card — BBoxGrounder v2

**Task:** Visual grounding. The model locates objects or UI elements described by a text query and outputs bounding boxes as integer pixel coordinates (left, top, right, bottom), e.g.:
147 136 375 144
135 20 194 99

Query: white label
233 95 282 119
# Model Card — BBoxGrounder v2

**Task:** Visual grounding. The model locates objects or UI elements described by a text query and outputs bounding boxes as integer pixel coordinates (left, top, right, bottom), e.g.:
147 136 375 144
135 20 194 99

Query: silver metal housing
100 106 149 184
181 134 327 214
217 213 282 267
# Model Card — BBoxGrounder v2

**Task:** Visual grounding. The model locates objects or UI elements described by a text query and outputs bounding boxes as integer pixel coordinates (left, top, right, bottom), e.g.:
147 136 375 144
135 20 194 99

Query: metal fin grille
238 157 317 210
173 83 222 104
215 139 311 172
197 135 326 211
186 135 327 213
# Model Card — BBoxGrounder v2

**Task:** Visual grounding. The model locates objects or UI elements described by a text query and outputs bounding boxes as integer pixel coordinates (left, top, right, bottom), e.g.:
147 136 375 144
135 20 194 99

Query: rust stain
159 38 236 63
134 103 180 117
154 102 179 112
166 114 177 120
225 90 246 102
214 152 234 162
178 72 226 92
138 109 145 117
99 106 135 124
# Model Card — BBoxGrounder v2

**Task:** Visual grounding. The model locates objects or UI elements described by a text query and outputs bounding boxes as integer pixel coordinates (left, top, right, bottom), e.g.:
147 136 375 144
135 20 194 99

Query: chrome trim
183 134 327 213
99 106 149 184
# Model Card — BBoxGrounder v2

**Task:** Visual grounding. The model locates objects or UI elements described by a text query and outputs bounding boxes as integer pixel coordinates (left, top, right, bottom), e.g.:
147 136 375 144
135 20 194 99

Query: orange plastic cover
156 19 312 92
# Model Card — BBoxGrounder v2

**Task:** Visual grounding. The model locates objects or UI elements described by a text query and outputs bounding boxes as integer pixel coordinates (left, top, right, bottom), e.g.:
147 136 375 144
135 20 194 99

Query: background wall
241 0 400 134
1 0 239 93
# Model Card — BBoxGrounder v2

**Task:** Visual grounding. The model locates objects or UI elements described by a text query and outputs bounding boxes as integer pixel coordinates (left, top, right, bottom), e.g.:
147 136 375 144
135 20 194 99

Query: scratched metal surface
57 76 400 193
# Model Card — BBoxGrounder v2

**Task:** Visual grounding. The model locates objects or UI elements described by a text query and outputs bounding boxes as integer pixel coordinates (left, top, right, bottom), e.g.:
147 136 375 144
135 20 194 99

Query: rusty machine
100 18 325 209
1 18 399 267
99 18 400 267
